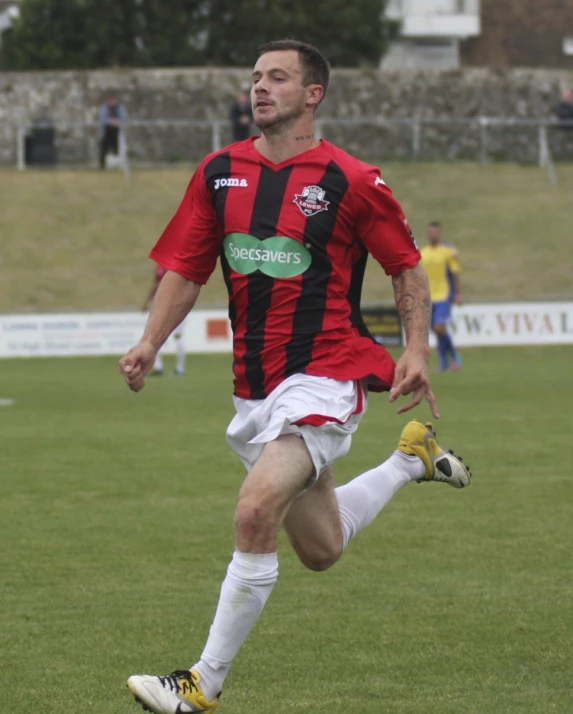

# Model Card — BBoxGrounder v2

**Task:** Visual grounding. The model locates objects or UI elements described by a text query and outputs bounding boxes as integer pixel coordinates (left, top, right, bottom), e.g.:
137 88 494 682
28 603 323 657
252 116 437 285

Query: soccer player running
119 40 471 714
420 221 463 372
142 262 187 377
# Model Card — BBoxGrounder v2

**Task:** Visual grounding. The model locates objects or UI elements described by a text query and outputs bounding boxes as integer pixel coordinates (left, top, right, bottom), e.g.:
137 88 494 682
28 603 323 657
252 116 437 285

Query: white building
0 2 19 35
382 0 481 69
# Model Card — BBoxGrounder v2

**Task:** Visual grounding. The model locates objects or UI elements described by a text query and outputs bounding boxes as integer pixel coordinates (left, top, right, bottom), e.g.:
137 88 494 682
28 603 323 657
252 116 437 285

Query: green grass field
1 162 573 313
1 347 572 714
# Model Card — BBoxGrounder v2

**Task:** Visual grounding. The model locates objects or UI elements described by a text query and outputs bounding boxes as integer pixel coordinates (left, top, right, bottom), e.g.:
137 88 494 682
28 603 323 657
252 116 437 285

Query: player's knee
234 489 281 539
293 542 340 572
434 323 447 336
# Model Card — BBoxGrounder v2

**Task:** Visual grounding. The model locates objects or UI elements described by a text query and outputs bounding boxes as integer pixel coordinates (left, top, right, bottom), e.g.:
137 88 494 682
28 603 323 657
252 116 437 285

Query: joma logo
214 177 248 190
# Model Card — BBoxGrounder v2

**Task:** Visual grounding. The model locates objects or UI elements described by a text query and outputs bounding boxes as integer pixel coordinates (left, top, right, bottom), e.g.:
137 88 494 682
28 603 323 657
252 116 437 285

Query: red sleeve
149 164 222 285
353 166 421 276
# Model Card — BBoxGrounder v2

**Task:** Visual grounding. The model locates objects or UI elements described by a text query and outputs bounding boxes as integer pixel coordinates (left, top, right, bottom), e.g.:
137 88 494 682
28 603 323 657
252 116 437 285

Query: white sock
153 352 163 371
335 451 425 551
193 550 278 700
175 338 186 373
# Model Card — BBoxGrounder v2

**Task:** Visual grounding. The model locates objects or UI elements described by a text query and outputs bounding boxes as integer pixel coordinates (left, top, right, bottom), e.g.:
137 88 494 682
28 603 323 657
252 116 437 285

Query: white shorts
226 373 367 485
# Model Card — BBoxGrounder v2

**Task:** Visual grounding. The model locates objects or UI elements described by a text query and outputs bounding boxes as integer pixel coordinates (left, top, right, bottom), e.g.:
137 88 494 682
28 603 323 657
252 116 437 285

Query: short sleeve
447 249 461 274
149 165 223 285
353 167 421 276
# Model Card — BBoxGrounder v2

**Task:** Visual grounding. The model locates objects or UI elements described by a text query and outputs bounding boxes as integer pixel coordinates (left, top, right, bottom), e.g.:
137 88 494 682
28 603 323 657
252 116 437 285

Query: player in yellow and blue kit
420 221 462 371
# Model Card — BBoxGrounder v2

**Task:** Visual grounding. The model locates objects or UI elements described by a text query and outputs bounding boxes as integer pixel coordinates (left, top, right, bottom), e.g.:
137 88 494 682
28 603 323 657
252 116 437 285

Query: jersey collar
245 136 327 170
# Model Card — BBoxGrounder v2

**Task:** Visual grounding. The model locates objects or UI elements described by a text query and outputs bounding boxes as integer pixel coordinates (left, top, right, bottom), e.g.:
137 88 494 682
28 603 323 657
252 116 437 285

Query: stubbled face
251 50 309 131
427 225 441 246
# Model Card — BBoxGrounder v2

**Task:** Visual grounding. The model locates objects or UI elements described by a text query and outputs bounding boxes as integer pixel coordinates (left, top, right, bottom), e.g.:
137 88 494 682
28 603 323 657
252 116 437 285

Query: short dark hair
257 39 330 103
428 221 441 228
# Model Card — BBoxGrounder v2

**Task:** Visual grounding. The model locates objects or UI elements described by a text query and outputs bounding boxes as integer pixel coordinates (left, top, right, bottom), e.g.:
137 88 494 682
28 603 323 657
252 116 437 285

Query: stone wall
1 66 573 165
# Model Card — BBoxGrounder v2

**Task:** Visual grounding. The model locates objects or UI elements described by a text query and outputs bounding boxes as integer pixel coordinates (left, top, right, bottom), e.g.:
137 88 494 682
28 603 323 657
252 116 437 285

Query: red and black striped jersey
150 138 420 399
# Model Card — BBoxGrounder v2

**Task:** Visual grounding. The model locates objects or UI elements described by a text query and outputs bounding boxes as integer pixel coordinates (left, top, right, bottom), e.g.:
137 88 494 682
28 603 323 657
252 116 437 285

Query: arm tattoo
392 266 432 346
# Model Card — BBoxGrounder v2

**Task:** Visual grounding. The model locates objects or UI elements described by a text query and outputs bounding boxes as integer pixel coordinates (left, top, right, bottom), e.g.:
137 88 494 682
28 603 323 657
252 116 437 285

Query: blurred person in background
142 262 186 376
420 221 462 372
555 89 573 129
99 93 127 169
120 40 471 714
229 89 253 142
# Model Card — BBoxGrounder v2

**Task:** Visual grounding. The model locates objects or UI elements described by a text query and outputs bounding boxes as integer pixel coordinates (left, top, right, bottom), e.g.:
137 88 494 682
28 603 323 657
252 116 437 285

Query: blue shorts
431 300 451 327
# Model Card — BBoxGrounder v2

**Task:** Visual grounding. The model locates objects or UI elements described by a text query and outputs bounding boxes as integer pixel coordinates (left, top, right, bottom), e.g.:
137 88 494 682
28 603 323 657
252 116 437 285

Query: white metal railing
6 119 225 172
2 116 573 185
317 117 568 186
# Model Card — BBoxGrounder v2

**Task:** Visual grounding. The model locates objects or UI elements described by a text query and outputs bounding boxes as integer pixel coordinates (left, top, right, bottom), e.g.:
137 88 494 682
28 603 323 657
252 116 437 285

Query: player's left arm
353 167 438 418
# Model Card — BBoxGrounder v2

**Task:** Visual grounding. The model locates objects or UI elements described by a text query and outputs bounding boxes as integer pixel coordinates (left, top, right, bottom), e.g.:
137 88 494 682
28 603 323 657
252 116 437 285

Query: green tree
201 0 397 67
81 0 141 68
0 0 206 69
0 0 397 70
134 0 206 67
0 0 141 69
0 0 89 69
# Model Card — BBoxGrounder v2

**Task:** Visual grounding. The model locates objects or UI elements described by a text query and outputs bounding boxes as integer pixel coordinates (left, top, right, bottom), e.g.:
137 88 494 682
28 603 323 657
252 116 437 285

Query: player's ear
306 84 324 109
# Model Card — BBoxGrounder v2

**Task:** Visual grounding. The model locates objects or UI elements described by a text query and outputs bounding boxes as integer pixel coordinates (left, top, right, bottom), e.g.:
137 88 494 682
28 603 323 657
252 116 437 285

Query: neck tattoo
295 133 315 141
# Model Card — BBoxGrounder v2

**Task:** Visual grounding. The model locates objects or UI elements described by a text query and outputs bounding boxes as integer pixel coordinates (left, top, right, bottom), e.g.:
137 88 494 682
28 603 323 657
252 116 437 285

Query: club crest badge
293 185 330 217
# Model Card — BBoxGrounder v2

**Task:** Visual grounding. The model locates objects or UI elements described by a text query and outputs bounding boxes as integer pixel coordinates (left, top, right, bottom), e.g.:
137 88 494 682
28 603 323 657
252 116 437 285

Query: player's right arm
120 273 201 392
141 275 158 311
120 162 222 392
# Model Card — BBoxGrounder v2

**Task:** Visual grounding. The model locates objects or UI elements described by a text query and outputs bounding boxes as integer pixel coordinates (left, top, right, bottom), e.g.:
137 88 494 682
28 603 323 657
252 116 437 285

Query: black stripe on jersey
204 151 232 224
285 161 350 376
244 164 294 399
203 152 237 331
347 248 373 338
